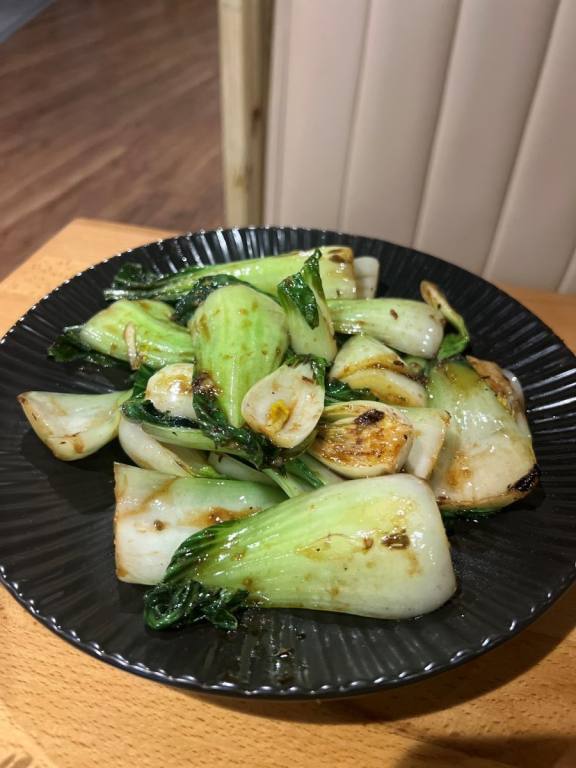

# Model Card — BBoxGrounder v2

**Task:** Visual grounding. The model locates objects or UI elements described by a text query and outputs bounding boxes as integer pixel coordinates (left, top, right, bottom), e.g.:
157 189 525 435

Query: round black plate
1 227 575 699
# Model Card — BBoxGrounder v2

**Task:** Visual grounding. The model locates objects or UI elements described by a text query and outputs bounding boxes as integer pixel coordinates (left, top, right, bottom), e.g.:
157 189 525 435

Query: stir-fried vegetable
328 298 444 358
118 417 218 478
277 252 337 361
105 246 357 302
18 239 540 633
18 389 131 460
144 363 196 421
309 401 413 478
50 300 195 370
189 283 288 427
420 281 470 360
353 256 380 299
114 464 284 585
241 356 325 448
330 336 426 406
427 359 538 512
143 474 457 629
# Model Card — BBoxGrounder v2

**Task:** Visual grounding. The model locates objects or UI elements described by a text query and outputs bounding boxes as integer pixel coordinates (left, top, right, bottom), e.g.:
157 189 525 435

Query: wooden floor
0 0 223 279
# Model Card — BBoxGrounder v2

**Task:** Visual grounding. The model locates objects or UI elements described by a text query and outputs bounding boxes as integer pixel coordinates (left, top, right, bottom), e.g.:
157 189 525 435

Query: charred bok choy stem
105 246 357 302
188 283 288 427
309 401 414 478
18 389 131 460
427 358 538 513
241 354 325 448
142 474 457 629
328 298 444 358
277 250 337 361
330 334 426 406
114 464 285 585
49 300 195 370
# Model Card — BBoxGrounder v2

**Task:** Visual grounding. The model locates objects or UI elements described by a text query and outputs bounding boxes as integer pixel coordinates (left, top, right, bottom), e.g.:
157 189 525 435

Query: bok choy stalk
143 474 457 629
427 359 538 513
241 355 325 448
144 363 196 421
353 256 380 299
286 454 344 487
49 300 195 370
309 401 413 478
277 251 337 361
114 464 284 585
118 417 218 478
396 407 450 480
262 468 314 497
105 246 357 302
189 283 288 427
18 389 131 460
420 281 470 360
328 298 444 358
330 334 426 407
208 453 276 485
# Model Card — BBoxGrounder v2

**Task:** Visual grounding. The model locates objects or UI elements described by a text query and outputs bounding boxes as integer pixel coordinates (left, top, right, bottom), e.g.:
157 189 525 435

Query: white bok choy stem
396 407 450 479
427 359 538 512
18 389 131 461
208 453 276 485
330 334 426 406
328 298 444 358
118 417 218 478
114 464 285 585
241 358 324 448
354 256 380 299
145 363 196 421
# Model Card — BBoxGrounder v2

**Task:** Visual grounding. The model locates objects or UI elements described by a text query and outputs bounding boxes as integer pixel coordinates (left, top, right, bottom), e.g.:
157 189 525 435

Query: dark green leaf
277 250 323 329
48 327 127 369
284 352 327 385
130 364 156 398
193 388 268 467
110 262 160 289
171 274 247 325
285 457 324 489
324 379 379 404
144 580 248 631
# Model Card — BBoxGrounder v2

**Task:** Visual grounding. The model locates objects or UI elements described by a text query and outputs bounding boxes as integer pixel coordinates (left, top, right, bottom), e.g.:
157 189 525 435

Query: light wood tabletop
1 218 575 768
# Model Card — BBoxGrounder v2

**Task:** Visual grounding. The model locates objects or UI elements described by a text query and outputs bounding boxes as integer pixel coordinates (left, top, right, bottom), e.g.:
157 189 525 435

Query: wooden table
1 218 575 768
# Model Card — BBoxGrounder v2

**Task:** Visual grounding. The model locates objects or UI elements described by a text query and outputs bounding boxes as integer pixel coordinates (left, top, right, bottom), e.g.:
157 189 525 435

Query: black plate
1 227 576 699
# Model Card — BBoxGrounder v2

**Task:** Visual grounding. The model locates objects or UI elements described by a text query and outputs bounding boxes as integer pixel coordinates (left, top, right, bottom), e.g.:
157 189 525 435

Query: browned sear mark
153 519 165 531
362 536 374 551
390 309 399 319
381 529 410 549
354 409 384 427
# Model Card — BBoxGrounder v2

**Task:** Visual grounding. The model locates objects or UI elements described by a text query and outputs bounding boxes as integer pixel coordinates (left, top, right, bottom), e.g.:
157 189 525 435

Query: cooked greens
18 242 538 633
189 283 288 427
106 246 357 302
142 474 457 629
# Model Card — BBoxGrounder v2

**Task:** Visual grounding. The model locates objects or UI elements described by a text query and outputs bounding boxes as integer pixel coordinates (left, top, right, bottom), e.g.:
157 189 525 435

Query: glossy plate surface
1 227 575 699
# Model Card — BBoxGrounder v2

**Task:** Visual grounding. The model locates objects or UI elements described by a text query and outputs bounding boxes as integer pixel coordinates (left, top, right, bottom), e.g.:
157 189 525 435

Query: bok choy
142 474 457 628
18 389 131 460
328 298 444 358
105 246 357 302
277 251 337 361
50 300 195 369
114 464 284 585
427 359 538 512
189 283 288 427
